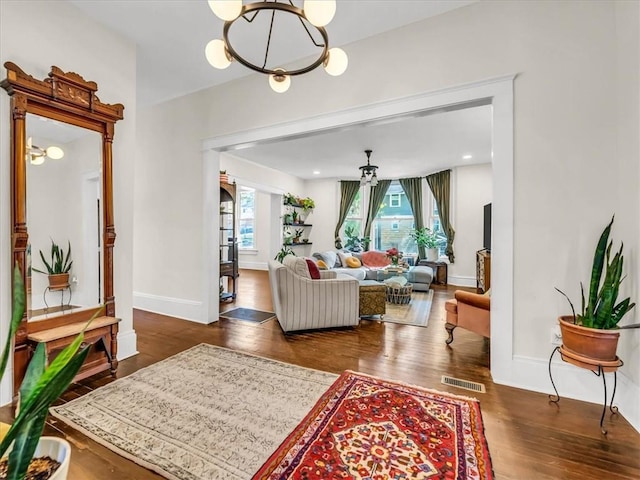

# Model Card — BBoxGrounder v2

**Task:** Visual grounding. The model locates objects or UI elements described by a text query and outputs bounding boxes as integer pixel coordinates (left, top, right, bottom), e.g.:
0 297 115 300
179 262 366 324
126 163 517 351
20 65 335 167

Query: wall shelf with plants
282 193 315 248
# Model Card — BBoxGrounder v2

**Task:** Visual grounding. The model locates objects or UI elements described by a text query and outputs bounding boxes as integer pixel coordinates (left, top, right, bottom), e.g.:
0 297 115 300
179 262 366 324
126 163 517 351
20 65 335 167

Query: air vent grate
441 375 486 393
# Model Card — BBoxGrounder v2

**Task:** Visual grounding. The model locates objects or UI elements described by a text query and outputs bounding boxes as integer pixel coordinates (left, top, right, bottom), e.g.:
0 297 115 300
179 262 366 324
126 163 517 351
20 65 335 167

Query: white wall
0 0 138 404
133 1 639 428
301 179 340 254
449 163 492 286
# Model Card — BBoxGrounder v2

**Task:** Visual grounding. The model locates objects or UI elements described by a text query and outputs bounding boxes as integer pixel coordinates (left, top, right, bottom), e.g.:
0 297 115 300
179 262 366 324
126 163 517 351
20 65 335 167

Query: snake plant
32 240 72 276
556 216 635 329
0 264 99 479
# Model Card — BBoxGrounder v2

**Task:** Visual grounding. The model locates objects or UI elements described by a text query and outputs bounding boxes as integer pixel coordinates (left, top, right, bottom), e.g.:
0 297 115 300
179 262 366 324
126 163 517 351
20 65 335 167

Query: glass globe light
205 39 231 69
30 154 45 166
370 173 379 187
323 47 348 76
303 0 336 27
269 69 291 93
208 0 242 21
46 146 64 160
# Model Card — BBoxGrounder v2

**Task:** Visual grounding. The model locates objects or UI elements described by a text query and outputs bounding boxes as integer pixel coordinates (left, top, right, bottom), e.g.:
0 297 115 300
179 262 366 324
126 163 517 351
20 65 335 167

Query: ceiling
67 0 489 180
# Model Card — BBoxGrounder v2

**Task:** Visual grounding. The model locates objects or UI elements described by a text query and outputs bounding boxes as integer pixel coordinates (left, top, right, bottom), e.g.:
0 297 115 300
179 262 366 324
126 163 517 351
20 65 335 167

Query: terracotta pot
48 273 70 290
559 315 620 362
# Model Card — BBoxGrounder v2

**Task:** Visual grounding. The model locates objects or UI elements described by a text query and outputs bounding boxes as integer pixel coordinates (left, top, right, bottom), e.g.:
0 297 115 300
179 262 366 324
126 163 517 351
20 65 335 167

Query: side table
548 346 623 434
417 260 448 285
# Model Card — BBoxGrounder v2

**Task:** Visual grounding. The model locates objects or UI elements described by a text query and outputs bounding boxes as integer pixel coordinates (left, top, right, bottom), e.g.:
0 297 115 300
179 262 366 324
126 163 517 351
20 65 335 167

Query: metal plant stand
548 346 623 435
43 284 72 312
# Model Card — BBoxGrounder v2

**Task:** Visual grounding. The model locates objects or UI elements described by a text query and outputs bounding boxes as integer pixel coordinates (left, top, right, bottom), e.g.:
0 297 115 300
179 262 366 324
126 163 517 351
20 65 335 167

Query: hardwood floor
6 269 640 479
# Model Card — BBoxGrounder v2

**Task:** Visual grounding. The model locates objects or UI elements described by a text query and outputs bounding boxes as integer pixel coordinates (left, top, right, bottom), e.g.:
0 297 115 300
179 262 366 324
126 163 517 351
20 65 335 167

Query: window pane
347 190 362 217
238 188 255 249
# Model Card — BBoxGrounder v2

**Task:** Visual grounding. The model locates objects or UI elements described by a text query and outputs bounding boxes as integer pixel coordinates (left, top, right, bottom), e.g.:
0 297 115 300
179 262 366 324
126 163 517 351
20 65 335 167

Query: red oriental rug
254 371 494 480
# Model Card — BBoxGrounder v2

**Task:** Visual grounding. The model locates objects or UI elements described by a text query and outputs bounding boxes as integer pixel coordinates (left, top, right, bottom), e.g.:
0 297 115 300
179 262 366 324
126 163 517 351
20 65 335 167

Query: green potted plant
555 216 637 363
293 228 304 244
283 193 297 206
283 229 293 246
301 197 315 213
32 240 72 290
0 264 98 479
410 227 445 261
343 225 370 253
274 246 295 263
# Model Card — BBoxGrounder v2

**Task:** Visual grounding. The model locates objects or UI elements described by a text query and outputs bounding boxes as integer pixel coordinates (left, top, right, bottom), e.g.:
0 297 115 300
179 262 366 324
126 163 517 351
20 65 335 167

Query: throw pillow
313 251 337 269
282 255 311 279
305 259 321 279
316 259 328 270
361 250 391 268
345 256 361 268
337 251 352 266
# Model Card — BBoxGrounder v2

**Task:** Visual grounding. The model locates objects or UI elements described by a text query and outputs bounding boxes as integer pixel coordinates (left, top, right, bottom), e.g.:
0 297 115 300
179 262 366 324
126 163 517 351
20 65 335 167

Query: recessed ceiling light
462 154 473 160
313 170 320 175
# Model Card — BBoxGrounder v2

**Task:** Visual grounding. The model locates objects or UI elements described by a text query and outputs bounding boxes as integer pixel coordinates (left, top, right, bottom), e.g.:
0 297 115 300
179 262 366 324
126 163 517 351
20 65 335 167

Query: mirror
25 113 103 320
1 62 124 397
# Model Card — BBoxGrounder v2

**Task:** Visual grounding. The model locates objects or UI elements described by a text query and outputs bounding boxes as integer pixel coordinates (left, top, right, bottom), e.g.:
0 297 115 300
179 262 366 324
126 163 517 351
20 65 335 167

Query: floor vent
441 375 486 393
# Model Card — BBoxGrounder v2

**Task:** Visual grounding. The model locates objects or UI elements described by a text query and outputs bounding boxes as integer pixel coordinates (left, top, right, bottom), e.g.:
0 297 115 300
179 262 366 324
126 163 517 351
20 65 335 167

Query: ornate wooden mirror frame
1 62 124 395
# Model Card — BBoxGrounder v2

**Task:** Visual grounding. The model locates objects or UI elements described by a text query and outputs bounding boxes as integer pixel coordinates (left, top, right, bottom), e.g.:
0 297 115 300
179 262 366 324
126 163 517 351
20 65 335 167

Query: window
238 187 255 249
342 188 364 241
428 193 446 257
371 181 416 254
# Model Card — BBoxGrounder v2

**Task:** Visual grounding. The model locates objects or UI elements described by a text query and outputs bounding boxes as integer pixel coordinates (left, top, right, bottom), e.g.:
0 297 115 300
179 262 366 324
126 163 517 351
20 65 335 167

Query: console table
417 260 447 285
547 345 623 434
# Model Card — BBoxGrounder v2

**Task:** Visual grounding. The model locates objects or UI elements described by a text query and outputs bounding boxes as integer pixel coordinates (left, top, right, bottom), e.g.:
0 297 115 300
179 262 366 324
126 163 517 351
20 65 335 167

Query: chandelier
205 0 348 93
359 149 378 186
26 137 64 165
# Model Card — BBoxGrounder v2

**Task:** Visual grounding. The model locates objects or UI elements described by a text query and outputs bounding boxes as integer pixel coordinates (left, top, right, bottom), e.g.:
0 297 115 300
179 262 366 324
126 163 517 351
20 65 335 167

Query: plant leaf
0 264 25 380
6 410 47 480
586 216 613 319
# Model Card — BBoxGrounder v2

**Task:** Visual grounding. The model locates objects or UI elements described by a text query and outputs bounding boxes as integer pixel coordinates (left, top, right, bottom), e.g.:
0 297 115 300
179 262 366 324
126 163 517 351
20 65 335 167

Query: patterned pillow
361 250 391 268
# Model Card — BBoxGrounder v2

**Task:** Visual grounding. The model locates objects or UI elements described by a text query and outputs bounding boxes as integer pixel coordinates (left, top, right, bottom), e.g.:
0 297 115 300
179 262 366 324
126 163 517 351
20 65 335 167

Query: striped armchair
267 260 360 333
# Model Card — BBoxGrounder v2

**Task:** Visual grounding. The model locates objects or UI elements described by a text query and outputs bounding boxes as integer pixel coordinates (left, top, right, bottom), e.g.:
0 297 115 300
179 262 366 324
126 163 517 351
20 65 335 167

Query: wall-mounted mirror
26 113 103 321
1 62 124 398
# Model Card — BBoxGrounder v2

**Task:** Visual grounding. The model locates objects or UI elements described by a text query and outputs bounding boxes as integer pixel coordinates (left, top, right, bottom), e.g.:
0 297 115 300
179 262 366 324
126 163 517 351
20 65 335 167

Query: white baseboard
117 329 138 360
238 261 268 270
448 275 476 287
133 292 207 324
505 354 640 433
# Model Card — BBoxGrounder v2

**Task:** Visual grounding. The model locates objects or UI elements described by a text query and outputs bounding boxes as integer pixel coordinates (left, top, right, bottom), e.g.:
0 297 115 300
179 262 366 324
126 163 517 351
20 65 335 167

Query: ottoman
410 265 434 291
359 280 386 317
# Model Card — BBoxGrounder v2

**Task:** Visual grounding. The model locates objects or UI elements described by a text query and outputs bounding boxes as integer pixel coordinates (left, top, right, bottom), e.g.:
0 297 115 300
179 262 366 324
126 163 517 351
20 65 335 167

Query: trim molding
239 261 268 271
448 275 476 288
117 329 138 361
133 292 210 324
511 355 640 433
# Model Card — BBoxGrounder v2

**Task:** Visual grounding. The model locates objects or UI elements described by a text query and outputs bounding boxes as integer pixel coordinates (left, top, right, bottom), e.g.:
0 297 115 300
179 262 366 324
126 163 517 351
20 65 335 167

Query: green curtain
334 181 361 249
363 180 392 250
426 170 455 263
399 177 425 260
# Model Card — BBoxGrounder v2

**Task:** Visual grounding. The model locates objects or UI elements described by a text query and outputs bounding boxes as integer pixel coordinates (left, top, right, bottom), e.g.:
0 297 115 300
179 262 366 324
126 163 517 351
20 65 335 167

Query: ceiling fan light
269 69 291 93
45 146 64 160
208 0 243 21
205 39 231 69
303 0 336 27
323 47 348 76
371 174 378 187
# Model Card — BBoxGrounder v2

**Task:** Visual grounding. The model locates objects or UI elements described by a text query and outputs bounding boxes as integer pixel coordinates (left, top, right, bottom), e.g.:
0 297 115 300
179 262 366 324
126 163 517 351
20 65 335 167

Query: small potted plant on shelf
0 264 100 479
32 240 72 290
283 229 293 246
283 193 297 206
293 229 304 244
555 216 638 364
301 197 315 213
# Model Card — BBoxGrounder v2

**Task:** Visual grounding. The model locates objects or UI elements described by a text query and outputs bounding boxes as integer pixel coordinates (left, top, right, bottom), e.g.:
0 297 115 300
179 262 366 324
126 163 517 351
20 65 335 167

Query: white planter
426 248 439 262
11 436 71 480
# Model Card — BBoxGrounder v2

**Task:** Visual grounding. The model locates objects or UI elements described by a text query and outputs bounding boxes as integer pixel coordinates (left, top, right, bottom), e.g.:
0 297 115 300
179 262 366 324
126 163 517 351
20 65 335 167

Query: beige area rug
382 289 434 327
50 344 337 480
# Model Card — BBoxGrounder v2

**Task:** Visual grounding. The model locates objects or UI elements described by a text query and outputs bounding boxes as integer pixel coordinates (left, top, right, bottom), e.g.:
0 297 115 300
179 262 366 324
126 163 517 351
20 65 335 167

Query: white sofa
267 259 360 333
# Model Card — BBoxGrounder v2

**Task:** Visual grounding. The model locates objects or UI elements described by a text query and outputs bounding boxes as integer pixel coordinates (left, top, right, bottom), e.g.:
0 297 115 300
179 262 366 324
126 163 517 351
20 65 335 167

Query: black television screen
483 203 492 251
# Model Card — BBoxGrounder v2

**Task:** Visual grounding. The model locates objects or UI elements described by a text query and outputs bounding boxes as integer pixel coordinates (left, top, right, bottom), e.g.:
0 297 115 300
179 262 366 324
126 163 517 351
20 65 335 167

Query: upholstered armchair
444 290 490 344
267 259 360 333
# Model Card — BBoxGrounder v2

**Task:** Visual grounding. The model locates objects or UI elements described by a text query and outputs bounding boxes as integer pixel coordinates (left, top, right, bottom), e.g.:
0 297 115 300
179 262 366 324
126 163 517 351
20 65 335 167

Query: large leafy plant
556 216 635 330
0 264 97 479
32 240 72 276
343 225 370 252
410 227 445 249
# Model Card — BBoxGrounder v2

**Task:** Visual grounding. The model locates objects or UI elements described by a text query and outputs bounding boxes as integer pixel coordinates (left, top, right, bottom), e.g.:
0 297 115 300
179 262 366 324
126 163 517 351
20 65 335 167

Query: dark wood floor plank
2 268 639 479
